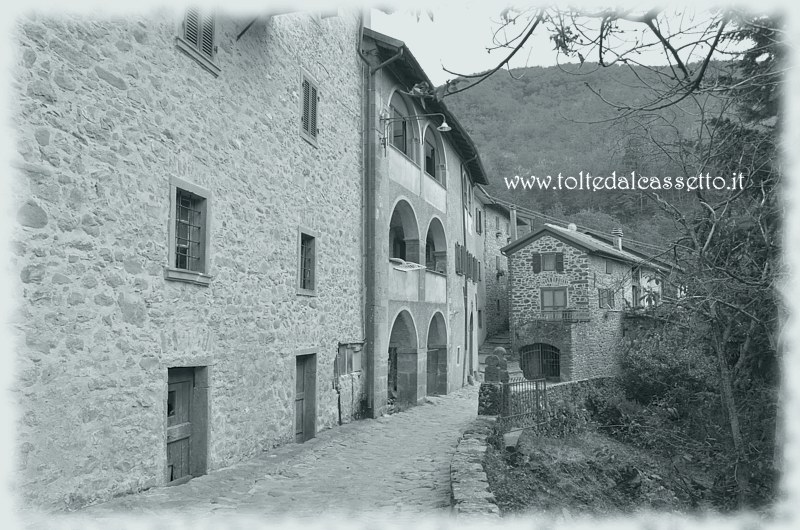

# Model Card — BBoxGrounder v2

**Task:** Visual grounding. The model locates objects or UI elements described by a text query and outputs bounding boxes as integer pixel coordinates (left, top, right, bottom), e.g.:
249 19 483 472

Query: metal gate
498 377 547 432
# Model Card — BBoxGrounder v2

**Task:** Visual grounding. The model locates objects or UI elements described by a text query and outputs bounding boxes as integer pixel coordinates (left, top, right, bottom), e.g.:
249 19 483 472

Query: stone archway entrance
388 310 421 406
426 312 448 395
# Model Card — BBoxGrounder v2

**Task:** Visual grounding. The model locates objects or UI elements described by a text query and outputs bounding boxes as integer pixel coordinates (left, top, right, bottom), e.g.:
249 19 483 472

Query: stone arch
424 216 447 273
519 343 561 380
422 124 447 186
388 199 420 264
426 311 448 395
388 309 421 406
387 89 420 161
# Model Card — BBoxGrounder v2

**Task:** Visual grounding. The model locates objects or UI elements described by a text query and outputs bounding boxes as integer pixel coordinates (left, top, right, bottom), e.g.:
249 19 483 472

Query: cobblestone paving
57 385 479 525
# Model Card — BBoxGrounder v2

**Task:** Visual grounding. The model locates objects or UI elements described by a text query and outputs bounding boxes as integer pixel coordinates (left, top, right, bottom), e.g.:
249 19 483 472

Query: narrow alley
62 385 479 523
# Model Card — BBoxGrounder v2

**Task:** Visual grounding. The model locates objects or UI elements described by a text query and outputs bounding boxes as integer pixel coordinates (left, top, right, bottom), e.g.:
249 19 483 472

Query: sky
369 2 752 86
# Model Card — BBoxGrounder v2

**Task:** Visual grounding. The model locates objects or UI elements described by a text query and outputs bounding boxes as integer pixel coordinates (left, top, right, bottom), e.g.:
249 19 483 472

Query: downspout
359 15 404 417
358 15 376 417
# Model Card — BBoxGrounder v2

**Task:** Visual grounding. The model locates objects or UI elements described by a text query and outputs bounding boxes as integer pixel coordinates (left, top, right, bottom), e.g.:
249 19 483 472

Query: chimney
509 207 518 241
611 227 623 251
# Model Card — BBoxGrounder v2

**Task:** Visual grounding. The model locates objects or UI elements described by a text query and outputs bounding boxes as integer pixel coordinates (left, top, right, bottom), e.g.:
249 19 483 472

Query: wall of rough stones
483 205 510 337
509 233 633 381
11 9 364 510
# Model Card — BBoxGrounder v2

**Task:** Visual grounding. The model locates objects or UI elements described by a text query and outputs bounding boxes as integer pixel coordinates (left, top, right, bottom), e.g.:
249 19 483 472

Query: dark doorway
295 354 317 442
166 366 208 484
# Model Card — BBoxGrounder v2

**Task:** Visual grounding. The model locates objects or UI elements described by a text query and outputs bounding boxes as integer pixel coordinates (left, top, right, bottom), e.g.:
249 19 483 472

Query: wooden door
167 368 194 482
426 348 438 395
295 355 316 442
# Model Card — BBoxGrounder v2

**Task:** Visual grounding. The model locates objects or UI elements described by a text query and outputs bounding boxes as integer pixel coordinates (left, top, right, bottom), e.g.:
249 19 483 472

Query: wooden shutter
310 84 318 137
200 16 215 58
302 79 310 134
455 243 461 275
532 253 541 273
185 9 200 48
555 252 564 272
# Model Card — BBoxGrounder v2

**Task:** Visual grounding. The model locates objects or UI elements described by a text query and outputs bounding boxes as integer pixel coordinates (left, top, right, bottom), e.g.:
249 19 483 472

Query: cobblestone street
37 385 480 526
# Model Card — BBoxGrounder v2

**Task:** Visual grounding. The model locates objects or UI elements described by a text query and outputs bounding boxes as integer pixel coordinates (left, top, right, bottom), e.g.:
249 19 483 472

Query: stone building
475 187 528 339
11 8 367 509
501 223 669 382
360 28 489 414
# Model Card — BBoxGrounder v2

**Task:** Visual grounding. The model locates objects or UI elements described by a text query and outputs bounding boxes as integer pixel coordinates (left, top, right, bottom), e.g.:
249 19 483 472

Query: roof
474 186 528 225
501 223 669 272
362 28 489 186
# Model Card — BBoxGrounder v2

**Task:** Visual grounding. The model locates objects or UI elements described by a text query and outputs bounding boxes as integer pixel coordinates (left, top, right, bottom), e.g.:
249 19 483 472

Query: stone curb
449 416 501 518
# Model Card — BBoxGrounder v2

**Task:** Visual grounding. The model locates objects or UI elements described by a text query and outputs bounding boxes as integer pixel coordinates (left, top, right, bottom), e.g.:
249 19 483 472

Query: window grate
175 189 203 272
520 343 560 379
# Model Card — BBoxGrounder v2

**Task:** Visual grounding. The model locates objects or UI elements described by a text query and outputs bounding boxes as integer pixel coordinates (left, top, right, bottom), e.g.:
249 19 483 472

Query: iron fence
498 377 548 433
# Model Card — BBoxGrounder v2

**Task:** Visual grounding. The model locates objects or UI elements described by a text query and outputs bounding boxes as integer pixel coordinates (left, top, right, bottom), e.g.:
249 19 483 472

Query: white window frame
165 176 213 286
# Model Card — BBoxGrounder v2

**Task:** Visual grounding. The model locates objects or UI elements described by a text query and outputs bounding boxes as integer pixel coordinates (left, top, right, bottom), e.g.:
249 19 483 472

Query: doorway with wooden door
295 353 317 443
166 366 208 484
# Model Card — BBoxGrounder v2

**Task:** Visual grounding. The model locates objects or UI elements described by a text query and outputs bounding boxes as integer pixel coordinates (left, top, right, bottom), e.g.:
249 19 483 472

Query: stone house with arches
361 28 489 415
501 223 671 382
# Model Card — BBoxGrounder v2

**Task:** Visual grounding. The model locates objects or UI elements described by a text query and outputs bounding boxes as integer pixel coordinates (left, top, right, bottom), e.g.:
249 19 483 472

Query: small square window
300 73 319 146
541 253 556 271
599 288 615 309
166 177 212 286
298 232 316 294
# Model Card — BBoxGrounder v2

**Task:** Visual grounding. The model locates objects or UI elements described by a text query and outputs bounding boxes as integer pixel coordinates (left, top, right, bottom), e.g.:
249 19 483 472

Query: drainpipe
509 206 518 242
359 14 404 418
357 14 377 417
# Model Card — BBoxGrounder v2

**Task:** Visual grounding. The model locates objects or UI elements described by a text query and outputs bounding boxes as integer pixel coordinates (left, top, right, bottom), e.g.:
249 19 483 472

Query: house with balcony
360 28 489 413
501 223 671 382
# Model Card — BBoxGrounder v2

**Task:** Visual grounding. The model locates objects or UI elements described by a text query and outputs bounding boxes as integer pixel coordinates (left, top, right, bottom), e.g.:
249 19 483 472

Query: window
599 288 615 309
424 136 437 178
298 231 317 295
175 8 220 77
532 252 563 273
300 73 319 146
632 285 640 307
334 343 362 384
475 208 482 234
606 259 613 274
495 215 500 230
541 287 568 313
478 261 482 281
166 177 211 286
391 106 408 155
478 310 483 328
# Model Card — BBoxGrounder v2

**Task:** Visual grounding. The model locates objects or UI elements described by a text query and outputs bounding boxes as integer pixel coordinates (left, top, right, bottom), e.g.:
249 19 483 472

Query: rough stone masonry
11 10 365 510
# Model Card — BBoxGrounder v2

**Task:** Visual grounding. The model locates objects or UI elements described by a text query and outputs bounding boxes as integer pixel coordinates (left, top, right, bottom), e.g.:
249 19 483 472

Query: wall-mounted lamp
379 113 452 147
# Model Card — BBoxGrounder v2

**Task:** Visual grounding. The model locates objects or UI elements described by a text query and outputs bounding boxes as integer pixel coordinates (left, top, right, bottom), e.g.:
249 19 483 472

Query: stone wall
483 205 510 337
508 233 633 381
11 10 364 510
449 416 501 518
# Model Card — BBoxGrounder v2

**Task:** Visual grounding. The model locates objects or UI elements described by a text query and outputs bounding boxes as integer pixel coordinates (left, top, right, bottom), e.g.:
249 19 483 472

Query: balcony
535 309 591 322
388 262 419 302
424 270 446 303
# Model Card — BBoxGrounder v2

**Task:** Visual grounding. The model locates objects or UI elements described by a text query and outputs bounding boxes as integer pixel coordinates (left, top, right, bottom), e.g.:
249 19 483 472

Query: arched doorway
426 312 448 395
388 310 419 406
519 343 561 381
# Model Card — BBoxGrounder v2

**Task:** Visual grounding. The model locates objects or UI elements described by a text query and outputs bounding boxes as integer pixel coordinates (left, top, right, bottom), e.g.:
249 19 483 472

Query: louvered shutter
185 9 200 48
555 252 564 272
532 253 541 273
455 243 461 275
301 79 310 135
309 85 318 138
200 16 214 58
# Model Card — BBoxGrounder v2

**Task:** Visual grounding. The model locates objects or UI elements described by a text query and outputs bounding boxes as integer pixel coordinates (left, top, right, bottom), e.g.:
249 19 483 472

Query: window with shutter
175 9 220 77
455 243 462 275
300 73 320 146
532 253 541 273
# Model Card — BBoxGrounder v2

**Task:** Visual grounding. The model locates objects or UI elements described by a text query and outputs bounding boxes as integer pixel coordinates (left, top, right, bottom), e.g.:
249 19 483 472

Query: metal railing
537 309 591 322
498 377 548 433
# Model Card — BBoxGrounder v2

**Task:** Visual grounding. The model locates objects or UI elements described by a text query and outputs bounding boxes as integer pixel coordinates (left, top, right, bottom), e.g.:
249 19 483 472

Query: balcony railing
536 309 591 322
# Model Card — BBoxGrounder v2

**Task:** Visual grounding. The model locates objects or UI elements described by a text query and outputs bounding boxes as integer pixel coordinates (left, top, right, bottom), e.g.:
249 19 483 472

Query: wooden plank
166 422 192 443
